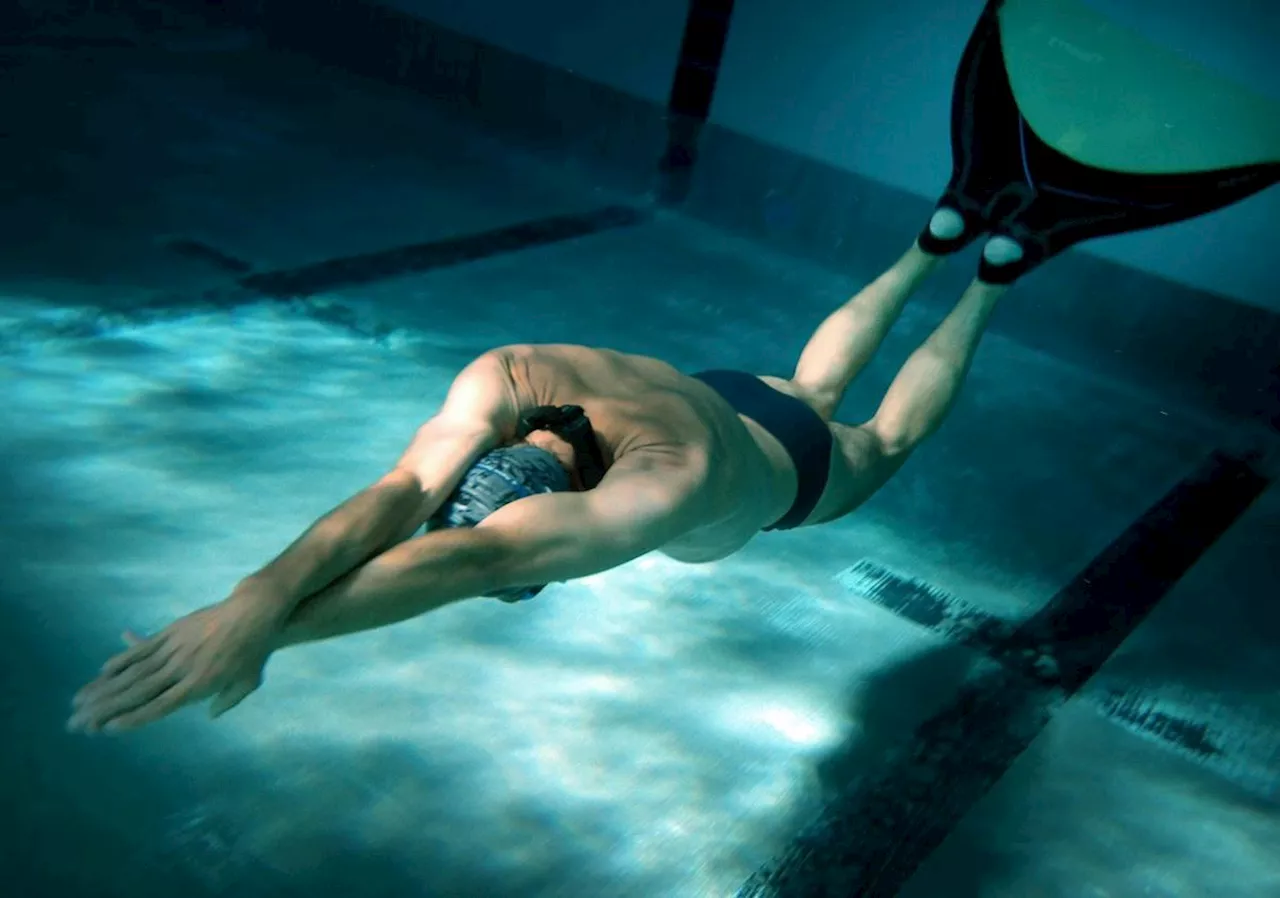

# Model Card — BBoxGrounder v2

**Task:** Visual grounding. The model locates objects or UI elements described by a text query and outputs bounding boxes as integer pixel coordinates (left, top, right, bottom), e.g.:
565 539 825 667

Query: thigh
802 422 910 526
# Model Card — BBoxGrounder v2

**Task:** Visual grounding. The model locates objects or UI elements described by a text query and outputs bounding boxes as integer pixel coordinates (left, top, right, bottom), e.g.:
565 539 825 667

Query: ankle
896 244 943 283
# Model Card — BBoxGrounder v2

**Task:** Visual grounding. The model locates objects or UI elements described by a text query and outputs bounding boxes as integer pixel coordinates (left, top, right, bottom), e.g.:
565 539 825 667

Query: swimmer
66 0 1280 734
68 240 998 733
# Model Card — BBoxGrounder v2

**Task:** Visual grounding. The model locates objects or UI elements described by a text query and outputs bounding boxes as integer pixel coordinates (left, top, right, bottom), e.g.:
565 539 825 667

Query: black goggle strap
518 405 607 490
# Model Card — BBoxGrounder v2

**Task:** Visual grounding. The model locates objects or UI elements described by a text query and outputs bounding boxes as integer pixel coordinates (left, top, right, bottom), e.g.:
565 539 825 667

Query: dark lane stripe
737 449 1270 898
1015 450 1268 693
164 238 255 275
836 561 1023 662
658 0 736 204
239 205 648 299
1095 688 1223 759
838 561 1229 760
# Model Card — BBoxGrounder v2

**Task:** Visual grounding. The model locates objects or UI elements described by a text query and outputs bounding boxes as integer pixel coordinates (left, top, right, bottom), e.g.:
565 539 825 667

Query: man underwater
68 240 996 732
67 0 1280 733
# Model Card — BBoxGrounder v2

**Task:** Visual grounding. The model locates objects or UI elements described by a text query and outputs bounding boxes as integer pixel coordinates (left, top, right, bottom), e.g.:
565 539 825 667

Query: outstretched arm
275 450 701 648
67 351 521 733
238 351 520 619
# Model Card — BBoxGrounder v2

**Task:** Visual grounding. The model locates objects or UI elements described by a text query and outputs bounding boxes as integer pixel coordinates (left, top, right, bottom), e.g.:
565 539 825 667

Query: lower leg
869 277 1007 450
793 242 943 417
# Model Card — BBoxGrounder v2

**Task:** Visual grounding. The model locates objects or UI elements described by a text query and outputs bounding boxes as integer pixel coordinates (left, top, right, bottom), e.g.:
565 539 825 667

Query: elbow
377 466 426 496
481 528 552 591
440 525 533 594
469 522 586 591
368 469 432 543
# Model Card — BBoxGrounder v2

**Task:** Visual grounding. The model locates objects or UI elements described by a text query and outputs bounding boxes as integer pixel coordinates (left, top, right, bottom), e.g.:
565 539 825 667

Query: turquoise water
2 7 1278 898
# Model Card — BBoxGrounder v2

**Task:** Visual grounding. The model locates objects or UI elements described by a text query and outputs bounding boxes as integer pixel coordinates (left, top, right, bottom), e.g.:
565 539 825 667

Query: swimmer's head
430 443 572 530
427 443 572 602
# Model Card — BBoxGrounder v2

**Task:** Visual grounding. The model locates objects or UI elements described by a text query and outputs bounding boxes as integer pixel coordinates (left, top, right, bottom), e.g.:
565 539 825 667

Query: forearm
273 527 511 648
239 470 424 616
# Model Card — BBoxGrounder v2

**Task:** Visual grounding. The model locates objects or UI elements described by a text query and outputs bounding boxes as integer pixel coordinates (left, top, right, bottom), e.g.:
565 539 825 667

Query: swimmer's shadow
795 641 1034 897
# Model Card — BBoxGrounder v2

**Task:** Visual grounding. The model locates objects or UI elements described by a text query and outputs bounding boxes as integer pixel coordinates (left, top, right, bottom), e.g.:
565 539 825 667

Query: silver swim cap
428 443 571 601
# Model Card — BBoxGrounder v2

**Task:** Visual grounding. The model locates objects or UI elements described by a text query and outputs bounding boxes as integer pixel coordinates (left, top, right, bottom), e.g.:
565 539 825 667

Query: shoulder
438 352 523 438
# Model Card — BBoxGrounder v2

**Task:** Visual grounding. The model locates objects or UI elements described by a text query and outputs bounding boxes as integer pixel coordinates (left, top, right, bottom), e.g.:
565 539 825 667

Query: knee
865 417 919 460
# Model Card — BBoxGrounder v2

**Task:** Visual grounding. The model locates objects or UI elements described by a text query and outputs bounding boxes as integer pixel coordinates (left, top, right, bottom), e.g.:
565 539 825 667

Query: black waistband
691 370 832 531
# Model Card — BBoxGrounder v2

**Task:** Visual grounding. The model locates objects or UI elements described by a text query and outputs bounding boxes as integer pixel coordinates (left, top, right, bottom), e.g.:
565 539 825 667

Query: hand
68 594 284 734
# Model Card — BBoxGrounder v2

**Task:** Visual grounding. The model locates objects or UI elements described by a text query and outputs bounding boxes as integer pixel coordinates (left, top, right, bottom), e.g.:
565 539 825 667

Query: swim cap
428 443 572 602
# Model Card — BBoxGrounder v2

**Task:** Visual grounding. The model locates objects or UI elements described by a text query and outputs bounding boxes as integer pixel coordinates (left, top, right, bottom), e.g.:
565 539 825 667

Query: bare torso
504 344 870 563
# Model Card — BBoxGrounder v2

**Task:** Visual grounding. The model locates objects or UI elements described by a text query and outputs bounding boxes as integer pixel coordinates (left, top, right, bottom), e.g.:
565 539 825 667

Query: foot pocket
982 236 1024 266
928 207 966 240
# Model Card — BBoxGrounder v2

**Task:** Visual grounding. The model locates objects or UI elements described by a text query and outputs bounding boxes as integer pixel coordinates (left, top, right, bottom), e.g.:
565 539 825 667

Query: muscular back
502 344 790 558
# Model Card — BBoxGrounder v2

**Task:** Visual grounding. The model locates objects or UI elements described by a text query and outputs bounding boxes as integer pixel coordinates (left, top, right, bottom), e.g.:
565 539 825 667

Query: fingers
70 652 178 732
105 680 196 732
93 667 183 732
73 642 169 710
99 631 164 675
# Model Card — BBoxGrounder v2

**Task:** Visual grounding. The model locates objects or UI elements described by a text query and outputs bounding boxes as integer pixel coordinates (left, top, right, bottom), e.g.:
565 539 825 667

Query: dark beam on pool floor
839 561 1236 760
238 205 648 299
738 449 1270 898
